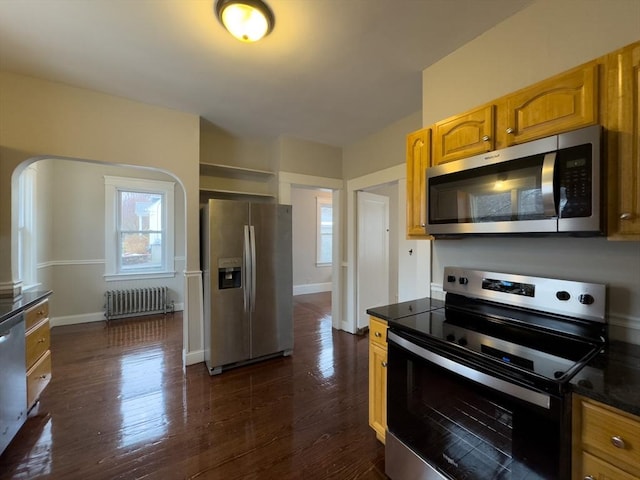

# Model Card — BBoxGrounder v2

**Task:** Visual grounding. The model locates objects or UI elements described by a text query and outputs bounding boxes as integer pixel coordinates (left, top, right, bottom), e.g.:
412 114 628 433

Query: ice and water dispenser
218 257 242 289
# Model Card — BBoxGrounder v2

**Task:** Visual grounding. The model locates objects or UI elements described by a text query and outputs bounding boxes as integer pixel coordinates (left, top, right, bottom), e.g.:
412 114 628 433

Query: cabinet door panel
406 128 431 237
433 105 494 165
504 62 598 145
606 42 640 239
368 342 387 443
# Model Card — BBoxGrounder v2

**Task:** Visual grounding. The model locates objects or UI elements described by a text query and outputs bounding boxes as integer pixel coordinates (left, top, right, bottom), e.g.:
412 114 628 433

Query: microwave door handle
541 152 557 217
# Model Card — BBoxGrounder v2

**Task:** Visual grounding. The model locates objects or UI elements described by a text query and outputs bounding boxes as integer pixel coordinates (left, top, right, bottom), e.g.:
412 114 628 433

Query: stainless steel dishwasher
0 311 27 455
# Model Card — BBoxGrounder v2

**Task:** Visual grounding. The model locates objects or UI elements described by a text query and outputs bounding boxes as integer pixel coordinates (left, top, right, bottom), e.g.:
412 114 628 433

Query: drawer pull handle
38 338 46 343
506 127 514 134
38 310 45 315
381 361 388 368
40 374 48 380
374 332 382 337
620 212 632 220
611 435 626 449
584 476 595 480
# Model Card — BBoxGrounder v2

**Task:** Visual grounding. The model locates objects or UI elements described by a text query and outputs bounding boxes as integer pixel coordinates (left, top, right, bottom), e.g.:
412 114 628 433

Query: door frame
346 164 404 334
279 172 343 330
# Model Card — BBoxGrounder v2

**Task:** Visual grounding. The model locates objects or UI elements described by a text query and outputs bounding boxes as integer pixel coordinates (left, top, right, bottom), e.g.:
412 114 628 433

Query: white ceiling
0 0 533 147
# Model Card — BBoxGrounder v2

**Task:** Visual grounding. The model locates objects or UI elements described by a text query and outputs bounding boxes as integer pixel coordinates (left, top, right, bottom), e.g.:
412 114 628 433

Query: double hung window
104 176 175 280
316 198 332 266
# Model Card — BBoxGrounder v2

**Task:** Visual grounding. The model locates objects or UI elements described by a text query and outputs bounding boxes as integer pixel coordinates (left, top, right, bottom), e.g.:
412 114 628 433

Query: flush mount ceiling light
215 0 275 43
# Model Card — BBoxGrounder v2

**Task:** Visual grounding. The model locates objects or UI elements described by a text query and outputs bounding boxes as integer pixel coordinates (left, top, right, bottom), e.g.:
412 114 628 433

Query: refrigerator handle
249 225 257 312
243 225 251 312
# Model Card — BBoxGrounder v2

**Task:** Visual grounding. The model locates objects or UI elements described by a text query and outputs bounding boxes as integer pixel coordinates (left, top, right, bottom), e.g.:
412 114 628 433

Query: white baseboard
51 311 105 328
293 282 332 296
50 303 185 328
185 349 204 366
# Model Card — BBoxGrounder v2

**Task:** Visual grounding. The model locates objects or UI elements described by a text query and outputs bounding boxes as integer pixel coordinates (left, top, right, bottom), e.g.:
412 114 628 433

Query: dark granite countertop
0 290 53 325
366 297 445 321
570 340 640 417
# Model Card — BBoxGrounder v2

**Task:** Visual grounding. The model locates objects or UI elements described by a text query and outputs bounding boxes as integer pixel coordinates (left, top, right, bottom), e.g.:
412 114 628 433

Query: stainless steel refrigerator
201 199 293 375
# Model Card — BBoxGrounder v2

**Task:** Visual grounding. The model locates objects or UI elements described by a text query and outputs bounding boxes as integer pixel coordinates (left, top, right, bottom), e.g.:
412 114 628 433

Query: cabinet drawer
26 318 50 368
27 349 51 409
369 317 388 347
581 399 640 473
25 300 49 331
581 451 639 480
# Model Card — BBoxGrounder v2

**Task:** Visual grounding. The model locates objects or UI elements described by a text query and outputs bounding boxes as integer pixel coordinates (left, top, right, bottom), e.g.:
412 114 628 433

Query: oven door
386 330 569 480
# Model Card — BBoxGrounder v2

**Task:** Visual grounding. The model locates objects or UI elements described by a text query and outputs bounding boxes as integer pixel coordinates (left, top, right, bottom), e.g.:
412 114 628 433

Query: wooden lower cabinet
368 316 388 443
25 299 52 410
573 394 640 480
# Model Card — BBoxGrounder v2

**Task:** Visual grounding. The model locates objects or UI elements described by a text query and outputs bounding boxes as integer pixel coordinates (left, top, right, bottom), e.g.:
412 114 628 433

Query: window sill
315 262 332 267
104 271 176 282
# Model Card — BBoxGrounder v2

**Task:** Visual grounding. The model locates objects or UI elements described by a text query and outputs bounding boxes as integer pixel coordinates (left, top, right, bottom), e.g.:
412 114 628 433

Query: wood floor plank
0 292 386 479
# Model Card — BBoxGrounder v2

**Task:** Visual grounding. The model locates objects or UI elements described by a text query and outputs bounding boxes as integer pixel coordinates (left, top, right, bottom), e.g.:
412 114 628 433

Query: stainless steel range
385 267 607 480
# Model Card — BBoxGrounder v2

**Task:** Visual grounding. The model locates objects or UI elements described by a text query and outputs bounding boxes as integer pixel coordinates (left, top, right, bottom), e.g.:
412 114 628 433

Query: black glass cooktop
388 299 604 386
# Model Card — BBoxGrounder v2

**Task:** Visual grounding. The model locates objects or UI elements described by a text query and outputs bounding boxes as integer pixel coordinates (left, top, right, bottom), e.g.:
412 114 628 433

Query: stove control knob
447 275 456 283
556 291 571 301
553 371 564 379
459 277 468 285
579 294 595 305
458 338 468 347
446 334 455 342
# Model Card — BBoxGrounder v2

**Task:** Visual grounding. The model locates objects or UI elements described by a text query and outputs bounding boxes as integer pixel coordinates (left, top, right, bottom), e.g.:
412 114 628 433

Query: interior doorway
291 186 333 297
13 157 187 338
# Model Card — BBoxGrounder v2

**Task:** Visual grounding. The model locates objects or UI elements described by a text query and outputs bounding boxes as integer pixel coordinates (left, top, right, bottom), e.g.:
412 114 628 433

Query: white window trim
104 176 175 281
18 165 38 290
316 197 332 266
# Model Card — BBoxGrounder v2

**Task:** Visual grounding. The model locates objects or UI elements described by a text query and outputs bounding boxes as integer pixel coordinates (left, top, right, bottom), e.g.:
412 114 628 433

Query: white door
356 191 389 330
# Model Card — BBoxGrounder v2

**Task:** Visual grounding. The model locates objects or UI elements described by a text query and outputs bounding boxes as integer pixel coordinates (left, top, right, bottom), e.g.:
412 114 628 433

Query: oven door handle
388 332 551 410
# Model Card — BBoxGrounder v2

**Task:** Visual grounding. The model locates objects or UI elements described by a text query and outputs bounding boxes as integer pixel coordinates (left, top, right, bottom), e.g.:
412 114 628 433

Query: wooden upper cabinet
501 62 599 146
605 41 640 240
432 105 495 165
406 128 431 237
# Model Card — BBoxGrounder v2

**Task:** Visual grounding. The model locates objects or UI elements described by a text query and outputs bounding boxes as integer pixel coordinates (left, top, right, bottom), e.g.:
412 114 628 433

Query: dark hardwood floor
0 293 386 479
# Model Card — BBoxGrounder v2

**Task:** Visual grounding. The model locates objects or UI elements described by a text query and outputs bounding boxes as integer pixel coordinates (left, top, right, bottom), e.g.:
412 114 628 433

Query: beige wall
277 136 342 179
343 111 421 180
422 0 640 343
423 0 640 125
200 118 276 171
0 71 201 353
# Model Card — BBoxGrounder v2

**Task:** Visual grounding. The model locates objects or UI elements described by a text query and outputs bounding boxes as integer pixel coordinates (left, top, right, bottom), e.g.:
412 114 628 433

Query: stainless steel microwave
426 125 603 236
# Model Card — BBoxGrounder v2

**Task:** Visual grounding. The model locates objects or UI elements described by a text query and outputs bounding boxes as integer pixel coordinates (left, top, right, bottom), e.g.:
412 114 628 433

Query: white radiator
104 287 174 321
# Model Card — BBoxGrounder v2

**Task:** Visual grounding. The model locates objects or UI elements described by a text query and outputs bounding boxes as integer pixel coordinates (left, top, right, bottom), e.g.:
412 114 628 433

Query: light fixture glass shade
216 0 274 43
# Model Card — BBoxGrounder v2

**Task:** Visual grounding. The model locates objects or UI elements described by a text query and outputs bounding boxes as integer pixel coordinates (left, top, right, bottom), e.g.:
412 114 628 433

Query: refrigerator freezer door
250 203 293 359
205 199 251 372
